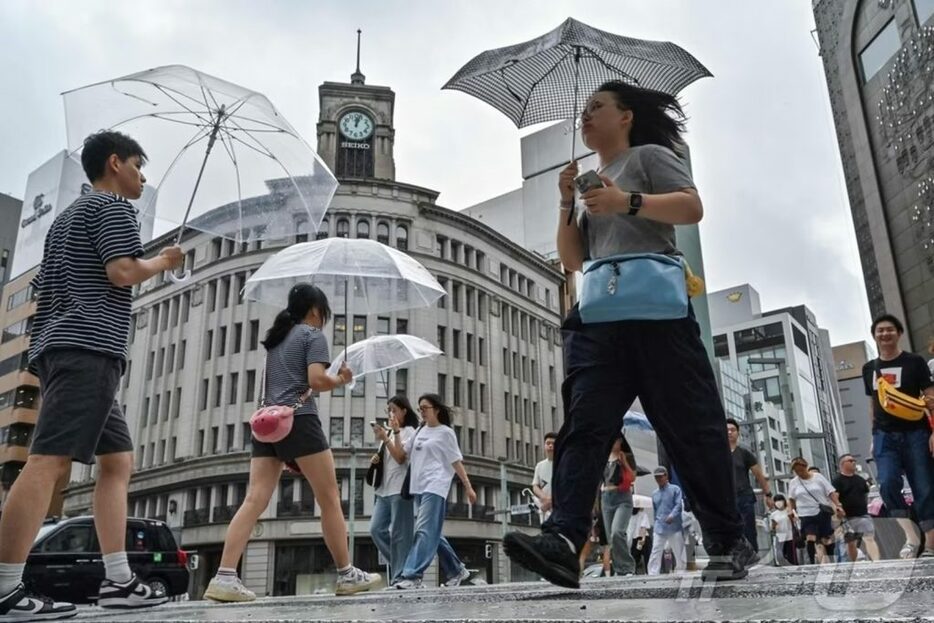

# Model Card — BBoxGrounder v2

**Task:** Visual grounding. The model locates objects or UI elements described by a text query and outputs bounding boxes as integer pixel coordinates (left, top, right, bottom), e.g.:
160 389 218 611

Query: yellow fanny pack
876 372 928 421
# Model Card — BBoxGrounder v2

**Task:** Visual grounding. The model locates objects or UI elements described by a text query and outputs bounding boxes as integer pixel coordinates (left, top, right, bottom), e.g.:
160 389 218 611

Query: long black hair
418 393 453 427
262 283 331 350
597 80 687 154
387 394 420 429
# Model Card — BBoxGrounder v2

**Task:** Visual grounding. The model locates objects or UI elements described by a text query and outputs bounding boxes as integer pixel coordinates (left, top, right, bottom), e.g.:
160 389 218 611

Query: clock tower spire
350 29 365 86
316 29 396 181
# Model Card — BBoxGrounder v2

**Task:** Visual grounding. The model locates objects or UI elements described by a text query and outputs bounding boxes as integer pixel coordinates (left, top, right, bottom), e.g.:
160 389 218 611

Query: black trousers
543 305 743 550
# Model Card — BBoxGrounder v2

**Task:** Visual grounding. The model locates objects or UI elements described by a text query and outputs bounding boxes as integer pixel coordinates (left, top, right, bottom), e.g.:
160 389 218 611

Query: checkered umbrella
443 17 712 159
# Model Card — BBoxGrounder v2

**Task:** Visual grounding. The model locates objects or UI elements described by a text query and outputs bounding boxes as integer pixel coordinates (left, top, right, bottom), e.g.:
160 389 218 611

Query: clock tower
316 30 396 181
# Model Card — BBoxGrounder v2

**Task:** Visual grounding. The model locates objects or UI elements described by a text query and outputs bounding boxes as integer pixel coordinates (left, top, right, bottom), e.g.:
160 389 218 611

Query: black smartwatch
627 192 643 216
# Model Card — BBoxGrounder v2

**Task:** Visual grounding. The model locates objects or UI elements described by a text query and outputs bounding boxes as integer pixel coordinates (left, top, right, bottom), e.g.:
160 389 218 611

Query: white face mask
774 501 786 510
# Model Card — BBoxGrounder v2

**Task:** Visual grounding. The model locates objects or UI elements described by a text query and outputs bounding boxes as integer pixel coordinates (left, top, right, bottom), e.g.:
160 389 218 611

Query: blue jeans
873 429 934 532
399 493 466 581
736 491 758 551
601 489 635 574
370 493 414 583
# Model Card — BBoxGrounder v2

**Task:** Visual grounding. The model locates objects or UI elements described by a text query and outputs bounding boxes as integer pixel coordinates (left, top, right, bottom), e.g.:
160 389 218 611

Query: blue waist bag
579 253 689 324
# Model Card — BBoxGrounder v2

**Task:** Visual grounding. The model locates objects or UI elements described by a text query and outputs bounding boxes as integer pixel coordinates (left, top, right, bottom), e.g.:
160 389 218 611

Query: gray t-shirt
263 324 330 416
578 144 696 260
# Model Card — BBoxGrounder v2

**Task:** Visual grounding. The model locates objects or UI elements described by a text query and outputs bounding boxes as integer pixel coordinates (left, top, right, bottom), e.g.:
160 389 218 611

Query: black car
25 516 196 604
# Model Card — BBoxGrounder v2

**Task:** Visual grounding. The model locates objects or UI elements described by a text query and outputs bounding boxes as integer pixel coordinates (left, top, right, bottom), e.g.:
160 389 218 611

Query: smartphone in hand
574 170 604 195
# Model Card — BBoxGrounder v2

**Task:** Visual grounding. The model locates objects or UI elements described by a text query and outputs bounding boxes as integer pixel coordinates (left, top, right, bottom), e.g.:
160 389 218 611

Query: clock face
339 111 374 141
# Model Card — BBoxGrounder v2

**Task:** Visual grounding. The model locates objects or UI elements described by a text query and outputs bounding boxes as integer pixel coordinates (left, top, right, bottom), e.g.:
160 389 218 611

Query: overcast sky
0 0 874 347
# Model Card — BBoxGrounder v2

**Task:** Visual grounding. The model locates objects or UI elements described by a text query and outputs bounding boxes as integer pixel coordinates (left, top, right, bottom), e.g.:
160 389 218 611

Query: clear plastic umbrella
62 64 338 280
623 410 654 433
327 334 442 390
243 238 446 348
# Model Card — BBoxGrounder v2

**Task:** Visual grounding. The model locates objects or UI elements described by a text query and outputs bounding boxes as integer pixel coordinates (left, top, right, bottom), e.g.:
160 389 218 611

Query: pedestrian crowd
0 77 932 623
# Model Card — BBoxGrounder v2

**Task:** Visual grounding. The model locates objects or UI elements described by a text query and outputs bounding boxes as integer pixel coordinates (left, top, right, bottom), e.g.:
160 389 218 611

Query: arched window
336 218 350 238
356 219 370 239
295 218 308 244
316 218 329 240
396 224 409 251
377 221 390 245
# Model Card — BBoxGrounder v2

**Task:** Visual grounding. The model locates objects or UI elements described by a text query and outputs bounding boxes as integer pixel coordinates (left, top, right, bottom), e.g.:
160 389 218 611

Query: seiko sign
340 141 370 150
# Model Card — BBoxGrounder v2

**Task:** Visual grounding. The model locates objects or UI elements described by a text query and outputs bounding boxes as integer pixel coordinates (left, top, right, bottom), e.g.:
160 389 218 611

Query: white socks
102 551 133 584
0 562 25 597
216 567 238 581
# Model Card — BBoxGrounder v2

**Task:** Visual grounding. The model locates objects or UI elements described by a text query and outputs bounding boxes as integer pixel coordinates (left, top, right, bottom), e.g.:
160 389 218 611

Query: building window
377 317 390 335
437 373 447 403
316 218 329 240
859 18 900 82
437 278 447 308
233 322 243 354
336 218 350 238
334 315 347 346
452 282 461 312
395 368 408 395
246 370 257 403
353 315 366 342
350 418 365 447
452 329 461 358
377 221 390 244
453 376 462 407
437 325 446 352
480 383 487 412
199 379 209 411
467 380 475 410
351 376 366 397
229 372 239 405
478 338 486 365
218 326 227 357
214 375 223 408
356 220 370 239
396 225 408 250
396 318 408 334
203 330 213 361
329 418 344 447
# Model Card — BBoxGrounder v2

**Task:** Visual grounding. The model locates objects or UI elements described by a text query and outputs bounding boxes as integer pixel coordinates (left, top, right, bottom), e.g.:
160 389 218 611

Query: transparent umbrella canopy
62 64 337 260
328 334 443 390
243 238 446 313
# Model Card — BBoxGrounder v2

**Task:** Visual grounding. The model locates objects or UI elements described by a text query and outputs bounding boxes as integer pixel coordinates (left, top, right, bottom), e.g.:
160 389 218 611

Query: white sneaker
900 543 919 559
0 584 76 621
443 567 472 587
204 576 256 603
98 575 168 609
392 578 424 590
335 568 381 596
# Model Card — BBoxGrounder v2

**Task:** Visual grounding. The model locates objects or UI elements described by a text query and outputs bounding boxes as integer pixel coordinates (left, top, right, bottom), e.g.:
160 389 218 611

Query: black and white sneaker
503 531 580 589
98 575 168 609
0 584 76 621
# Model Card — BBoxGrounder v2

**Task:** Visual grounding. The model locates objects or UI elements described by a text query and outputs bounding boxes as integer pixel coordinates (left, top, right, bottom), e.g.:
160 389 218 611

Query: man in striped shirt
0 131 183 621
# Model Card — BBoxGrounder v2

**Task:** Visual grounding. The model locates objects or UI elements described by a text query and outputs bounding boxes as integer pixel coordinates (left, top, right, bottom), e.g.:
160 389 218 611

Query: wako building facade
814 0 934 350
63 69 565 596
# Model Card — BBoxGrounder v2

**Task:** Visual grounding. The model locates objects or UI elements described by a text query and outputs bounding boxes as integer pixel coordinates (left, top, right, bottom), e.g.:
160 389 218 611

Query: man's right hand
558 160 579 204
159 245 184 270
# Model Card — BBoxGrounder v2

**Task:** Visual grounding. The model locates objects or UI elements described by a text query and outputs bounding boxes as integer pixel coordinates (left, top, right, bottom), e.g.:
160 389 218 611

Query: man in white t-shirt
532 433 557 521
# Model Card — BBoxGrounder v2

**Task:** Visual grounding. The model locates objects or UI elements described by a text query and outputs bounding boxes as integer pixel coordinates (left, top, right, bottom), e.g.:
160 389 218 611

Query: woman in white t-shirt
370 395 419 585
788 457 843 564
391 394 477 589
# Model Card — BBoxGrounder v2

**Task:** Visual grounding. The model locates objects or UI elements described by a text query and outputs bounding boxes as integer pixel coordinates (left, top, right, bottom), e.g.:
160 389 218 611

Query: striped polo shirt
264 324 330 416
28 191 144 366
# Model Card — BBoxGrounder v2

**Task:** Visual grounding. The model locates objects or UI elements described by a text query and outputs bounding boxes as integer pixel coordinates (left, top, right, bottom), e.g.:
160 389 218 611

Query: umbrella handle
168 269 192 284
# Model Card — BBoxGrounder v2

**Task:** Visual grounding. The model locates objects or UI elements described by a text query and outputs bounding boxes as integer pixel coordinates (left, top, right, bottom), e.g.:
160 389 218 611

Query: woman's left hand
373 425 389 442
466 486 477 505
581 175 628 215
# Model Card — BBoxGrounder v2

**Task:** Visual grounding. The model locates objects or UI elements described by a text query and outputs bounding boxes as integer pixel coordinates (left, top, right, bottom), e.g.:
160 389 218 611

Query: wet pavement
75 559 934 622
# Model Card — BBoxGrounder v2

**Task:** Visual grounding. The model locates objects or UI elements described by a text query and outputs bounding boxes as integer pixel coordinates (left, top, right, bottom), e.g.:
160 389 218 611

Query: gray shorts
843 515 875 539
31 349 133 464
